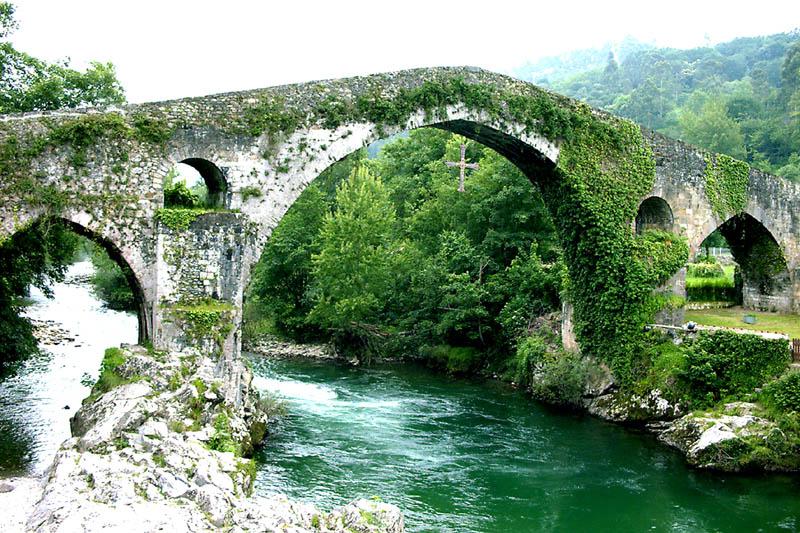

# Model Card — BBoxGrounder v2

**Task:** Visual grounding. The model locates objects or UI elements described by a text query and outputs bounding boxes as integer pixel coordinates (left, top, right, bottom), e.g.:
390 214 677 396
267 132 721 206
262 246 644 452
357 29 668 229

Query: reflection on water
251 357 800 533
0 261 137 477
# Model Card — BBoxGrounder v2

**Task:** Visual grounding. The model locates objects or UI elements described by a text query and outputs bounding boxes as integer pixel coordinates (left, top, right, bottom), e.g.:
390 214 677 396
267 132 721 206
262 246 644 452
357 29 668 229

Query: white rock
76 382 153 451
194 458 235 494
139 420 169 439
195 484 229 527
690 422 737 455
159 471 191 498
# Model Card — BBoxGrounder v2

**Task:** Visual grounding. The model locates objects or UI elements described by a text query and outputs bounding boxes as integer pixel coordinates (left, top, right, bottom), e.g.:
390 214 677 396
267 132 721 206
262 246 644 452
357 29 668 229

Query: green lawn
685 264 735 288
685 307 800 338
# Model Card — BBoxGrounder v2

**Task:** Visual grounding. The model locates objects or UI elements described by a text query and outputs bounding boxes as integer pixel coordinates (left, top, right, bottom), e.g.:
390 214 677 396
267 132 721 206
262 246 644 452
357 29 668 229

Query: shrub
512 335 589 407
426 345 481 374
679 331 790 407
635 338 687 402
512 334 547 387
164 181 200 208
530 350 589 407
763 371 800 413
85 347 128 401
89 245 135 311
208 411 240 455
687 262 725 279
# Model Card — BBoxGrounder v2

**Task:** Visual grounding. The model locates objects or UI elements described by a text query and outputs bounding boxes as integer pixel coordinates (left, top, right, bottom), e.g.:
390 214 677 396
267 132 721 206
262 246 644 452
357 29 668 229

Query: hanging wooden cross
445 144 479 193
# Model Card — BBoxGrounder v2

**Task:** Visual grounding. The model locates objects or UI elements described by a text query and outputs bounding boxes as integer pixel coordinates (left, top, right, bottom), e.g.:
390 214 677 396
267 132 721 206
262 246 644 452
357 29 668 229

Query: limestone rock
21 345 405 532
327 499 405 533
70 381 153 450
195 484 230 527
657 402 799 472
584 389 681 423
582 360 615 398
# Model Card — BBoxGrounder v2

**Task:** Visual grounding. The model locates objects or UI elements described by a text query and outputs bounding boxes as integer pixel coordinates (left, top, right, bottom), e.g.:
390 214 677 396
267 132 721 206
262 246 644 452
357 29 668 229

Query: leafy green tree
678 96 747 159
0 219 79 367
493 244 564 340
247 184 329 339
781 40 800 98
244 150 366 339
308 165 400 332
0 2 124 113
88 243 135 311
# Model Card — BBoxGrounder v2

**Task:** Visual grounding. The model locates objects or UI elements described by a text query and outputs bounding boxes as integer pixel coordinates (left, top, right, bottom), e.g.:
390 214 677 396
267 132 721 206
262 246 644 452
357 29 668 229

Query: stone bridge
2 66 799 387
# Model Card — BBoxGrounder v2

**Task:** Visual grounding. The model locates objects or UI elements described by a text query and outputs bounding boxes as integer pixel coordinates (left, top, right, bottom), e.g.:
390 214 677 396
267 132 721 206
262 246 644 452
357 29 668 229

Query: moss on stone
703 153 750 220
167 298 235 350
155 208 211 232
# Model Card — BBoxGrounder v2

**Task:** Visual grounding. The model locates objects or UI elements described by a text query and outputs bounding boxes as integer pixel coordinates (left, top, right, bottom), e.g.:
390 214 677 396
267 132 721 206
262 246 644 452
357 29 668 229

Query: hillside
514 31 800 180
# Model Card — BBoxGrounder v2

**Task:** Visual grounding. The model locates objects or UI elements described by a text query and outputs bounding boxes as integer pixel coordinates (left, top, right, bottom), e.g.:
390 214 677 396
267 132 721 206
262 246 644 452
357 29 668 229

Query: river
0 261 137 477
1 267 798 531
250 357 800 533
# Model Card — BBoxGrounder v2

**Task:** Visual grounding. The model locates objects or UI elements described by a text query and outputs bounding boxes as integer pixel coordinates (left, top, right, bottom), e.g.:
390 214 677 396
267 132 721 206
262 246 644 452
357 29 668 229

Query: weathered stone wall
644 130 800 313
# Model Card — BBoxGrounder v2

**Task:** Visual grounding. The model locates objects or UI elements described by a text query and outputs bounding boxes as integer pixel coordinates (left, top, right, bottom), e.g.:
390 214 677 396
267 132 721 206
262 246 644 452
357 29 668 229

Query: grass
685 265 735 289
685 307 800 338
685 264 737 303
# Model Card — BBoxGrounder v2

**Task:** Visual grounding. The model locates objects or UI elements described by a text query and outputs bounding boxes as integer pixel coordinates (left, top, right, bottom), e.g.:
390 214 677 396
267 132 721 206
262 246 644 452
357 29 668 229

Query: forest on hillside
515 31 800 180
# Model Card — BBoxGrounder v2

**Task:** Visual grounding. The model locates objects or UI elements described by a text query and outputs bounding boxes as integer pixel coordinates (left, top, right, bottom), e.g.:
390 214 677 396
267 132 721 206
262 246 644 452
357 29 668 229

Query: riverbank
244 335 334 360
1 344 403 532
246 333 800 474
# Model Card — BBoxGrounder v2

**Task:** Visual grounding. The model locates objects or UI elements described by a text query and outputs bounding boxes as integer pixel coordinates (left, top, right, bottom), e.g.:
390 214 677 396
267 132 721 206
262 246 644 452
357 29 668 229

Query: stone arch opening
695 213 791 312
242 121 561 348
164 158 229 209
635 196 674 234
57 219 150 342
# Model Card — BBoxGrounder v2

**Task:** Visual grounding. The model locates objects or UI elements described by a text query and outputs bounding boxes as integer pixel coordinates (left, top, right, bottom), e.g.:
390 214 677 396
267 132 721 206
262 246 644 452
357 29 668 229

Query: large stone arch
699 212 793 312
235 108 562 305
7 214 152 342
237 107 559 255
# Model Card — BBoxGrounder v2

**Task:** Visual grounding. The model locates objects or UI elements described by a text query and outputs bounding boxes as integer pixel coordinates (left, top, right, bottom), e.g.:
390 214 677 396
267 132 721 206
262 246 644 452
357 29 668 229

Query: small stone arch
635 196 674 234
164 157 230 209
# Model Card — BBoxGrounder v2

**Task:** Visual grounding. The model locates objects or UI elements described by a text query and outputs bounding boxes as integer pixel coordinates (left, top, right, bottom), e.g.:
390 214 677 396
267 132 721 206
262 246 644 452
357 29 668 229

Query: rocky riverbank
560 366 798 473
3 344 404 532
244 335 334 360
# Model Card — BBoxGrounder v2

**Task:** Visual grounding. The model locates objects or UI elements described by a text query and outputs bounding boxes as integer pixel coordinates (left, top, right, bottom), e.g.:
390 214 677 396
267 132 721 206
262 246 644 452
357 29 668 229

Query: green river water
1 267 798 532
250 357 800 533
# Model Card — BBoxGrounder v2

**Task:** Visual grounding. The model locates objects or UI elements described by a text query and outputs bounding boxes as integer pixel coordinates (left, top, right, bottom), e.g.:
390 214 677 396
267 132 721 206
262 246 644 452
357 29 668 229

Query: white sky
10 0 800 103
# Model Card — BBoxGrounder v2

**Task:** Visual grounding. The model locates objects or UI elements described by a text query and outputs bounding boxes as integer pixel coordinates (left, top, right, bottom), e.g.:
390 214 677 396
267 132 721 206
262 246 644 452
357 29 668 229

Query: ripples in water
250 356 800 533
0 262 137 477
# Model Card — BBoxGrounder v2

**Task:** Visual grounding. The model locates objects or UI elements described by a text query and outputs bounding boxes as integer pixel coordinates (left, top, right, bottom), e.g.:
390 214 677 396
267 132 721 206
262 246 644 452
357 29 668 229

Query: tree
678 96 747 159
308 165 400 332
0 219 79 367
0 2 124 113
247 184 329 339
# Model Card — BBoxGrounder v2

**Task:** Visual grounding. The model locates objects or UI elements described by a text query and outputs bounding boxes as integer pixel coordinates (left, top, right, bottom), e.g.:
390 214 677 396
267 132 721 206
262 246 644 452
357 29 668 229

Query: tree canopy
0 2 124 114
519 31 800 180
